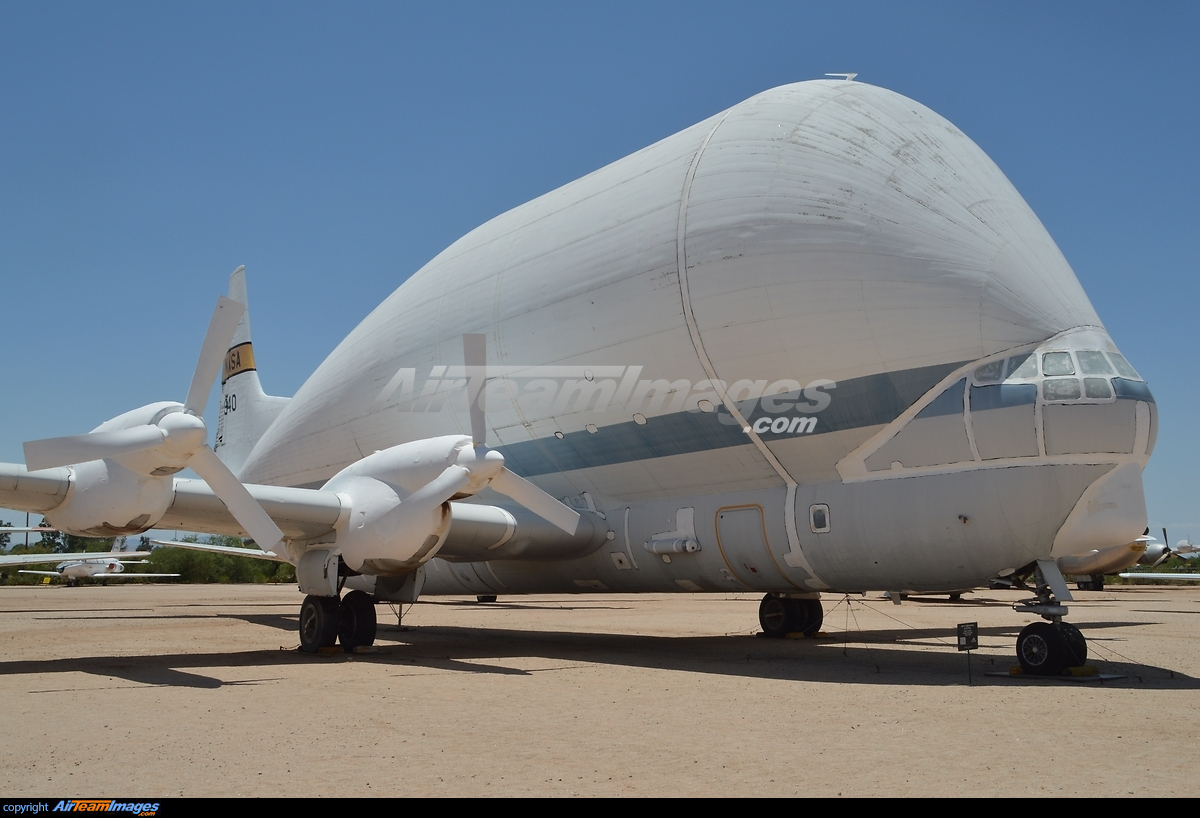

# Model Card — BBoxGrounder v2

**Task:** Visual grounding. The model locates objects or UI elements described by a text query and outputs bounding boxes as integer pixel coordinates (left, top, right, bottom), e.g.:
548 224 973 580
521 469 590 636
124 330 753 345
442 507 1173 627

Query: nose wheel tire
338 590 377 650
1059 621 1087 667
1016 621 1087 676
299 595 340 653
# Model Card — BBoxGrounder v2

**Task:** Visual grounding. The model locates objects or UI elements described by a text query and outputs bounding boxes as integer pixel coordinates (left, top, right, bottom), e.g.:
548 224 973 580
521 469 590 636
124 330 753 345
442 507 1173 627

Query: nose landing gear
1016 620 1087 676
1013 560 1087 676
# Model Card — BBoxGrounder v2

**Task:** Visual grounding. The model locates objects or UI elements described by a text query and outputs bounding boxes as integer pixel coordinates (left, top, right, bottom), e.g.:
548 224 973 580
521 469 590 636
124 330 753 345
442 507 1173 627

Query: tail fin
213 266 290 476
110 537 139 553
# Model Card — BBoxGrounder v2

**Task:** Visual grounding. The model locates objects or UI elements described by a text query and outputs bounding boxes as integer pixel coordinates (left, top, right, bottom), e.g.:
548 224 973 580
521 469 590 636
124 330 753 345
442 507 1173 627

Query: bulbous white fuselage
237 80 1152 595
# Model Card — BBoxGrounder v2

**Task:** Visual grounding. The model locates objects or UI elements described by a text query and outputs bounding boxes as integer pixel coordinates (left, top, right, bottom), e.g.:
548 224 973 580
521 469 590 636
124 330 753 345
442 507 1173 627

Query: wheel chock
1065 665 1099 677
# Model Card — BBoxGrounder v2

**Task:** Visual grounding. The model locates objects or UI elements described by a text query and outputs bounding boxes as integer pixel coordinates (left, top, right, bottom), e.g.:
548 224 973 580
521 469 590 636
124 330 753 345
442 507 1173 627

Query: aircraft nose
1052 461 1148 558
1037 346 1155 460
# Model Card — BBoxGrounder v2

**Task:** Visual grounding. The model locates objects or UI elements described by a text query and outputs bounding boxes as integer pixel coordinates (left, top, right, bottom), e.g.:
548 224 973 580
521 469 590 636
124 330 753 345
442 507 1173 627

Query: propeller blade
24 426 167 471
184 296 245 416
189 445 284 552
489 468 580 534
375 464 472 545
463 333 488 445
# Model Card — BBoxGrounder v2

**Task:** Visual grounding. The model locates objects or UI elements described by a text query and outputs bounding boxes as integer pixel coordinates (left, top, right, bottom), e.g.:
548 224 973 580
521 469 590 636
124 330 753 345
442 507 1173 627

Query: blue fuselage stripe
498 361 966 477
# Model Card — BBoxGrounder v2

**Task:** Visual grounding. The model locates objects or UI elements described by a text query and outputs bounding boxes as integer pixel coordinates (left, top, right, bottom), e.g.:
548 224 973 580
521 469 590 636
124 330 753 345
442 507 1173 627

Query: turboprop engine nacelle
39 403 196 537
46 458 175 537
321 433 582 574
320 436 469 572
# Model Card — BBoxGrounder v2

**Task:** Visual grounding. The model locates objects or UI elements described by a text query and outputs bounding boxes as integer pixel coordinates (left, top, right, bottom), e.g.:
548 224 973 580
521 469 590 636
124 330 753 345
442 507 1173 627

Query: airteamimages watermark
374 365 837 435
3 805 158 816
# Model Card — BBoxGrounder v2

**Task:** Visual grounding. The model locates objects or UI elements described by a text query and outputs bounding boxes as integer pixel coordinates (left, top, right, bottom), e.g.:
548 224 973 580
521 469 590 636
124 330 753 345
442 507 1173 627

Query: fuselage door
715 505 799 591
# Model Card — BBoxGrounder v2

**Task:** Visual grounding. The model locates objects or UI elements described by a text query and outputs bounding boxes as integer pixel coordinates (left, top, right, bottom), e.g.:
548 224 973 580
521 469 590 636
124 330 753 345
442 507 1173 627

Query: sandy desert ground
1 582 1198 797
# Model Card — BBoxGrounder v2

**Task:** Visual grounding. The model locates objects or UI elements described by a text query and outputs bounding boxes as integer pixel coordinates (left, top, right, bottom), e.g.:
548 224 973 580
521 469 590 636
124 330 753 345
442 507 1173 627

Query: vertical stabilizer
213 266 290 476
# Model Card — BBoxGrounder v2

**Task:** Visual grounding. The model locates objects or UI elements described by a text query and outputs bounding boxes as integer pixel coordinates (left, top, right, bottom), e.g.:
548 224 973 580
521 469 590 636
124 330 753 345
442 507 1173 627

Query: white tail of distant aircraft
0 79 1154 676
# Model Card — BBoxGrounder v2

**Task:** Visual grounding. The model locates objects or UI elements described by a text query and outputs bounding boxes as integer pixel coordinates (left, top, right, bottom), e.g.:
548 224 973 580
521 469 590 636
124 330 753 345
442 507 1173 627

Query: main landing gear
1013 561 1088 676
758 594 823 638
299 591 378 653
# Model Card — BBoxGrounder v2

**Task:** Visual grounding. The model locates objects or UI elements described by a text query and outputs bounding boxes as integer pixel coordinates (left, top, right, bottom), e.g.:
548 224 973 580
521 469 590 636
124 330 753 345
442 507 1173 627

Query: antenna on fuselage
825 73 858 81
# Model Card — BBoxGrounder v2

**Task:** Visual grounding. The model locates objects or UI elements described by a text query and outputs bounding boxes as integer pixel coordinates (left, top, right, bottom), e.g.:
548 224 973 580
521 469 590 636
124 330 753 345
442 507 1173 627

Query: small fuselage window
810 504 830 534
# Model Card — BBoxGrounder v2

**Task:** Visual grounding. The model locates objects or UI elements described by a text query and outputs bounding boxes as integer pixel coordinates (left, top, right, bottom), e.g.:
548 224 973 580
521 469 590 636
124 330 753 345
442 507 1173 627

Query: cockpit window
1076 351 1114 375
973 360 1004 383
1006 353 1038 380
1041 352 1075 376
1108 352 1142 381
1043 378 1081 401
1083 378 1113 399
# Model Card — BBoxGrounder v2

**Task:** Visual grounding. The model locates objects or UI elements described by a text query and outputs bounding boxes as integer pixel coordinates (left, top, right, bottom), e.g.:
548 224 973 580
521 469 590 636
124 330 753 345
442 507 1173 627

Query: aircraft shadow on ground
22 611 300 633
0 619 1190 691
0 650 304 690
365 623 1199 689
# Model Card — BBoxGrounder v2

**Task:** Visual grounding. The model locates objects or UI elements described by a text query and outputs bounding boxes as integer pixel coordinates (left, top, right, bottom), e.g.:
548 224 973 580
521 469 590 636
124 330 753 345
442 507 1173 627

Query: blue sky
1 2 1196 541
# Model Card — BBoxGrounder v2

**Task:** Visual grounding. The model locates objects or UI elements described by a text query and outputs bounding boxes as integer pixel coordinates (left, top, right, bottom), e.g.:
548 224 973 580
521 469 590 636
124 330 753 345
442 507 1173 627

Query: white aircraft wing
17 571 61 577
151 538 289 563
0 462 342 543
1118 573 1200 581
0 464 72 515
155 478 342 542
0 551 152 568
0 463 594 563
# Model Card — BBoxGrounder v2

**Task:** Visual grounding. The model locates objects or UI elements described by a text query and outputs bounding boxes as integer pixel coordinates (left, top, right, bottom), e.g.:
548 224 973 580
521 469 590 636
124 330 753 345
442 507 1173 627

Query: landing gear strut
1013 560 1087 675
758 594 823 638
299 592 379 653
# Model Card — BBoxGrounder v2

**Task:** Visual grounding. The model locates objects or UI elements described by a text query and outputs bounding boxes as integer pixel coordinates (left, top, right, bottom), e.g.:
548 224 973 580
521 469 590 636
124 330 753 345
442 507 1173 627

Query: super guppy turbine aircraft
0 78 1155 675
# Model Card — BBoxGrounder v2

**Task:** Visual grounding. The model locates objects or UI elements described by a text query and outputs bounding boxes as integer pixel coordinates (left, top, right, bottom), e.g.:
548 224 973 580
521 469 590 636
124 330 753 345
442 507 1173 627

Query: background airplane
1 542 178 586
1061 528 1198 590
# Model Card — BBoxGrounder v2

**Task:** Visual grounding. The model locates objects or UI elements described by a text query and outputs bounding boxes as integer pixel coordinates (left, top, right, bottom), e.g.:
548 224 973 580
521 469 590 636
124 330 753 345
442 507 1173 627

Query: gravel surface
1 583 1197 797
